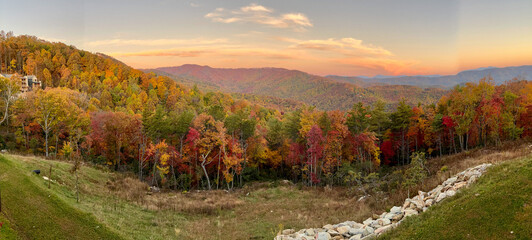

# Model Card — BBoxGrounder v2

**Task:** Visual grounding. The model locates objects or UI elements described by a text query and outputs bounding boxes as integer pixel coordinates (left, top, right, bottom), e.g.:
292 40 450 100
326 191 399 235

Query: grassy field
0 214 18 239
0 154 122 240
0 142 530 240
0 153 380 239
381 155 532 240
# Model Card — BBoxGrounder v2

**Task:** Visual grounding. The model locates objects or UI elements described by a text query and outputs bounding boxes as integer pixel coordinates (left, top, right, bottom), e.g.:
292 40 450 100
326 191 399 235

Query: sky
0 0 531 77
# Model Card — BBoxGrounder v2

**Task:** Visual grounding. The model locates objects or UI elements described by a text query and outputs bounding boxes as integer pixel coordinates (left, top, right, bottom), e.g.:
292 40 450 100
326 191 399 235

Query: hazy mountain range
144 65 447 110
145 64 531 110
327 65 532 88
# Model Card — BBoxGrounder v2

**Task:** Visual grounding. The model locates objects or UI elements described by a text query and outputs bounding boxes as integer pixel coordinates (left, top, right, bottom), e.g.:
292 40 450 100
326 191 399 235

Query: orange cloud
291 38 393 57
113 49 210 57
110 46 296 59
87 38 228 47
334 58 421 76
107 36 420 76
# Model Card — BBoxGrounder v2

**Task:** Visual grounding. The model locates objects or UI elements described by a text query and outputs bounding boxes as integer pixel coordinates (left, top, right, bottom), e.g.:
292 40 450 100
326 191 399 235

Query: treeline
1 32 531 191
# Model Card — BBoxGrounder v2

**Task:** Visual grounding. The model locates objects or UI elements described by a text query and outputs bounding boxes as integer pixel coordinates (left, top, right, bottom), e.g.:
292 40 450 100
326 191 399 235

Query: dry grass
145 190 244 215
106 177 149 203
5 141 531 240
177 141 532 239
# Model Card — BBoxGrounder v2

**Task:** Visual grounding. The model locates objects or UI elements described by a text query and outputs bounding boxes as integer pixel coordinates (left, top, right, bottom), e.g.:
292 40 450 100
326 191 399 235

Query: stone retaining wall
275 163 492 240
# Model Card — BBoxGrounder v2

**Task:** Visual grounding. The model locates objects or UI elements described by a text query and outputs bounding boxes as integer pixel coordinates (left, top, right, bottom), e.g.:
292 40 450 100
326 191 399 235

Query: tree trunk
45 130 49 157
465 133 469 150
439 134 442 157
172 165 177 190
458 134 464 152
138 148 143 181
401 130 406 165
216 151 221 190
55 135 59 157
201 158 211 190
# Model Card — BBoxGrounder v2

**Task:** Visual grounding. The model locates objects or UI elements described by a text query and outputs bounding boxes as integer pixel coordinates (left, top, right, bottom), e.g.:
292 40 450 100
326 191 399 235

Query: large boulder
391 212 404 222
403 209 419 217
360 233 376 240
436 192 447 202
281 229 295 235
390 206 402 214
305 229 315 236
349 234 362 240
443 177 458 186
446 189 456 197
336 226 350 235
425 199 434 207
402 199 411 209
374 225 393 235
384 213 395 220
377 218 391 226
323 224 334 230
412 199 425 210
362 218 373 226
317 232 331 240
348 228 365 236
352 222 364 229
453 181 467 190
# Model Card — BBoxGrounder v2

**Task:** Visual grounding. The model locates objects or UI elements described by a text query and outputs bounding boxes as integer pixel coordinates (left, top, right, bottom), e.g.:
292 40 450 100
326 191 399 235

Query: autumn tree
192 113 226 190
306 125 324 186
32 89 67 156
224 110 256 186
390 100 413 164
0 75 20 125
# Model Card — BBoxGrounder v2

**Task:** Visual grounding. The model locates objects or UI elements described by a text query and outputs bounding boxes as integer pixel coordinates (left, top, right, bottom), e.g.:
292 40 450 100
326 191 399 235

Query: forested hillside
148 65 447 111
1 32 532 192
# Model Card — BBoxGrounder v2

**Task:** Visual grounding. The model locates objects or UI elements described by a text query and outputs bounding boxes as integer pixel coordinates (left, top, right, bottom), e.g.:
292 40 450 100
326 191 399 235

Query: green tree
391 100 413 164
347 102 370 134
403 152 428 197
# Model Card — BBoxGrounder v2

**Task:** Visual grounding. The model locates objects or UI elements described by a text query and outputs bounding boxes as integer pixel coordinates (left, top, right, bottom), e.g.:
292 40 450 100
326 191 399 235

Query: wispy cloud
112 49 210 57
275 37 418 75
205 3 312 31
87 38 228 47
334 58 420 75
108 36 418 75
110 46 295 59
291 38 393 57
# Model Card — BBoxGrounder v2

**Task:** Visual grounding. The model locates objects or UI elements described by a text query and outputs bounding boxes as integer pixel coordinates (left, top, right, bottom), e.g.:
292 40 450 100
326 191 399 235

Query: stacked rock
274 163 491 240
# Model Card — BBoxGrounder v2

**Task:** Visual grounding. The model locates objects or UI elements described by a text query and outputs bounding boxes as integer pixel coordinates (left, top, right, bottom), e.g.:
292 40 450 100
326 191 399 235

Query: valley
1 1 532 237
146 65 448 111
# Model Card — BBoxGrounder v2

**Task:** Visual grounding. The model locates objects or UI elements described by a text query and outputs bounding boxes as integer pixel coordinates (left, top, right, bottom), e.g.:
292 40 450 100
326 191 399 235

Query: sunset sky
1 0 531 76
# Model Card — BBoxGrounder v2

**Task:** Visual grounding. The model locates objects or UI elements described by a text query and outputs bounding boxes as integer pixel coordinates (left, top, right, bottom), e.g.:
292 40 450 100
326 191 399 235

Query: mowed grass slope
0 154 187 240
0 214 18 239
381 156 532 240
0 154 122 240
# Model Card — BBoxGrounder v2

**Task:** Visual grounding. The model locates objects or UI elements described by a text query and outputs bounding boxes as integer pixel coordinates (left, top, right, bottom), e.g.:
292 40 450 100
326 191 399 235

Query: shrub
402 152 428 197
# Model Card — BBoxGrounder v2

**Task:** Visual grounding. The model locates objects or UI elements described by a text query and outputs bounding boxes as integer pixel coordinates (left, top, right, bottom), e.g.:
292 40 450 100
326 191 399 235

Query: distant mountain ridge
145 65 447 110
327 65 532 88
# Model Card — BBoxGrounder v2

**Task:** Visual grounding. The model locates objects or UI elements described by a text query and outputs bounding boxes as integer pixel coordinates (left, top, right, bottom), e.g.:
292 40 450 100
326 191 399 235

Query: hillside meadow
0 141 530 239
